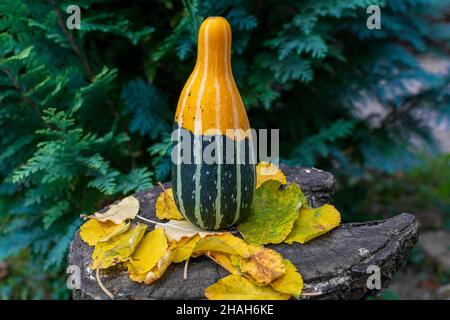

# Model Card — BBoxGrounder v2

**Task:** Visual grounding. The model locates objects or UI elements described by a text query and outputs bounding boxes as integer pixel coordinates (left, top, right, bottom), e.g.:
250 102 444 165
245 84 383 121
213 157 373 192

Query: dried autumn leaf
240 248 286 285
194 234 251 258
205 275 290 300
256 162 287 188
238 180 303 245
92 196 140 224
155 188 184 220
246 243 265 255
207 252 241 275
156 220 226 242
144 250 174 285
92 223 147 270
171 235 201 263
129 248 173 283
271 259 303 298
284 204 341 244
80 219 130 246
128 228 168 274
128 267 147 283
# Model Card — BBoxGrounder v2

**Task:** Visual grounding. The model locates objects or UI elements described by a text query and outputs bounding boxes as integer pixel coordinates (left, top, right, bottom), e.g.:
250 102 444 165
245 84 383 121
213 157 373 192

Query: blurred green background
0 0 449 299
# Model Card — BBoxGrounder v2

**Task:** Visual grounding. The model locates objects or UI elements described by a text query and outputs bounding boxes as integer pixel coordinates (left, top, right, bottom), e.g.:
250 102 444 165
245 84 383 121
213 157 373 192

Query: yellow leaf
246 244 265 255
171 235 201 263
256 162 287 188
285 204 341 244
128 268 147 283
155 188 184 220
128 228 168 274
205 275 290 300
156 220 227 242
194 234 251 258
238 181 303 245
129 245 173 284
240 247 286 285
80 219 130 246
144 250 174 285
91 196 140 224
207 252 241 275
168 236 189 250
271 259 303 298
92 223 147 270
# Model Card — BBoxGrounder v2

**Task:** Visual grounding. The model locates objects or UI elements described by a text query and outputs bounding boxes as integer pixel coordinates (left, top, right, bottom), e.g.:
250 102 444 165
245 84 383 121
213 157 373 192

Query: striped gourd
171 17 255 230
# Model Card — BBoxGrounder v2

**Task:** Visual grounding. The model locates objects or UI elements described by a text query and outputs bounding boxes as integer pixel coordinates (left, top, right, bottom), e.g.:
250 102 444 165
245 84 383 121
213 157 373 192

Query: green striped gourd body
171 17 255 230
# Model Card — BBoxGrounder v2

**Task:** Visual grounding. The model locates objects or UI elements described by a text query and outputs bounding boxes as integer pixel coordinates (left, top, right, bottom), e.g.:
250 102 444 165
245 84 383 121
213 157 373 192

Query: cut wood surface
68 166 419 300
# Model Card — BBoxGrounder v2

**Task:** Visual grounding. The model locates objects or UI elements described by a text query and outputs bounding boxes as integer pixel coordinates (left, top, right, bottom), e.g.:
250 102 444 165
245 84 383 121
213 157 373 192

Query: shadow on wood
68 166 419 300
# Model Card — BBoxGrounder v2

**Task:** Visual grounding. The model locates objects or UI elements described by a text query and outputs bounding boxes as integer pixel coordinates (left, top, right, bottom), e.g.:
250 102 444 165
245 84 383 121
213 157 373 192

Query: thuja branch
52 0 94 79
52 0 136 165
1 67 39 112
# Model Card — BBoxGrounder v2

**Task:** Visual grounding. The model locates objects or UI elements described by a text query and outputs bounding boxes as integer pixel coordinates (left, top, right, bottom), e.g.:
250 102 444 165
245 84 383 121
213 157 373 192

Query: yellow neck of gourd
195 17 232 79
175 17 250 140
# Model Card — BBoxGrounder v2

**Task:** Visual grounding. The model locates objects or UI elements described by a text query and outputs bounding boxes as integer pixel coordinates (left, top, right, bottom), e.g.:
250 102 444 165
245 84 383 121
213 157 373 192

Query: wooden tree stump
68 166 419 300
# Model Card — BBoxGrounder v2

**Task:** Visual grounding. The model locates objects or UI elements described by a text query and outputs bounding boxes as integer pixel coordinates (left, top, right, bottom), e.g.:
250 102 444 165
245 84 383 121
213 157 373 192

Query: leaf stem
96 269 115 300
157 182 167 193
135 215 197 232
135 214 165 226
183 258 190 280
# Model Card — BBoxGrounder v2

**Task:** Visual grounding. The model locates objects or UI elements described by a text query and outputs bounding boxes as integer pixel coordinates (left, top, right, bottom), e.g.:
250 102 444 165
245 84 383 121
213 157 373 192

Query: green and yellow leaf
238 180 303 245
92 223 147 270
207 252 241 275
285 204 341 244
256 162 287 188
